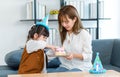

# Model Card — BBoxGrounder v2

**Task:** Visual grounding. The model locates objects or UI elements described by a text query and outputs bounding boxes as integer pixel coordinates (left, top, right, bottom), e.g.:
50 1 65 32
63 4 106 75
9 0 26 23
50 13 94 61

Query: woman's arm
65 53 83 60
65 30 92 61
81 30 93 61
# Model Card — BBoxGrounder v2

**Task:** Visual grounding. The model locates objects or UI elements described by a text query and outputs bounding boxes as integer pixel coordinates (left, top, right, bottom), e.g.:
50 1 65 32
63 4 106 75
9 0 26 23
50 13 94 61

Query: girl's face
61 15 76 33
34 33 47 41
37 35 47 41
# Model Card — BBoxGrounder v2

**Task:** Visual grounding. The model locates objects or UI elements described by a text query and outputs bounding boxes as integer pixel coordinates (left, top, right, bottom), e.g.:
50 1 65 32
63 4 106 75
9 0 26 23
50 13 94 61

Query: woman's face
61 15 76 32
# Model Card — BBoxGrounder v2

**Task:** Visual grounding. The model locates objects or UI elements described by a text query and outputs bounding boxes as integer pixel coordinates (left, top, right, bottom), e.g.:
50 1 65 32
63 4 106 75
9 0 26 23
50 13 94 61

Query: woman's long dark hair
58 5 84 44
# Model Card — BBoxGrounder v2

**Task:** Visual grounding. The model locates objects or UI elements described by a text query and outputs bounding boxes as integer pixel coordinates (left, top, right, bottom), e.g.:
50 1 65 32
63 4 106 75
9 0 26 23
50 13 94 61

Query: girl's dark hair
27 25 49 41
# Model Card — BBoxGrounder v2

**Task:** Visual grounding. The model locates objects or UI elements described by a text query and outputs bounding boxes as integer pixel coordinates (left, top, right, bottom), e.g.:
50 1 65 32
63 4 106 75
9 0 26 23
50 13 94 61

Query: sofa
0 39 120 77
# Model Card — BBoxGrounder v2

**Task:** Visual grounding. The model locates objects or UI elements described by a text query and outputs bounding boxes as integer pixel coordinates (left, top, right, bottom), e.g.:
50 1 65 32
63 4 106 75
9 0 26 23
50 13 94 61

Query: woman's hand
64 53 74 60
65 53 83 60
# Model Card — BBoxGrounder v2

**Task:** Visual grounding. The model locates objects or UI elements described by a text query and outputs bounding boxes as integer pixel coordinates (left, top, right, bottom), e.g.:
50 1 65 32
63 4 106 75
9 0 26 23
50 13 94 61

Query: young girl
18 17 56 74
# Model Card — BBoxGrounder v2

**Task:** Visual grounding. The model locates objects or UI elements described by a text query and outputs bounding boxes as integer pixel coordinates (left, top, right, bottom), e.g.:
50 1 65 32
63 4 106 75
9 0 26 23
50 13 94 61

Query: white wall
100 0 120 39
116 0 120 37
0 0 28 65
0 0 120 65
0 0 60 65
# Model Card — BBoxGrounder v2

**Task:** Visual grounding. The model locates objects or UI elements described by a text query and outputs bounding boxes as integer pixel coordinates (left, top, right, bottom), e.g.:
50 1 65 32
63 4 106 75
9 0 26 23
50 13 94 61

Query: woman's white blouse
59 29 93 71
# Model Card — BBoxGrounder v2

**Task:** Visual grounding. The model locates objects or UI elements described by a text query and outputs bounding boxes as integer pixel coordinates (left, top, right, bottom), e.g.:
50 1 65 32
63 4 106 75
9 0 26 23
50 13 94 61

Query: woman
54 5 93 72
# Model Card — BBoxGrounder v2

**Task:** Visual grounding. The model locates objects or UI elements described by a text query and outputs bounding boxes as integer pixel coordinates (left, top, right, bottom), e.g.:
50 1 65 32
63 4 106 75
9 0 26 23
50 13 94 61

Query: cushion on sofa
104 64 120 72
0 70 18 77
92 39 114 64
0 65 15 70
111 39 120 68
5 49 23 69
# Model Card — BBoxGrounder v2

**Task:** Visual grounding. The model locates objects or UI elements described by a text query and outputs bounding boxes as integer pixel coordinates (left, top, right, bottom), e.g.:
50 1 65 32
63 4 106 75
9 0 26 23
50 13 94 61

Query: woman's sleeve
81 30 93 61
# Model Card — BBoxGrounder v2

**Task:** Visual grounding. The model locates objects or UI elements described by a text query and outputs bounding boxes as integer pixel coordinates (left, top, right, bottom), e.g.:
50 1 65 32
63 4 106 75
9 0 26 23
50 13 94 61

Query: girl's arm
46 44 57 52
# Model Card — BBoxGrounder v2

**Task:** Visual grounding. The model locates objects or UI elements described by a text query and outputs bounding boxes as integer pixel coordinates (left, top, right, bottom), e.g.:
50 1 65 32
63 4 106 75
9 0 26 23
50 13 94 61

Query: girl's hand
46 44 57 52
51 46 57 52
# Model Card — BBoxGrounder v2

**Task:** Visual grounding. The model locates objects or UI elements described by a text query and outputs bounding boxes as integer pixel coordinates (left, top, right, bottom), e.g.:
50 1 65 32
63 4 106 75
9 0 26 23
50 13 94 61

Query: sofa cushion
104 65 120 72
111 39 120 68
0 69 17 77
92 39 114 65
0 65 14 70
5 49 23 69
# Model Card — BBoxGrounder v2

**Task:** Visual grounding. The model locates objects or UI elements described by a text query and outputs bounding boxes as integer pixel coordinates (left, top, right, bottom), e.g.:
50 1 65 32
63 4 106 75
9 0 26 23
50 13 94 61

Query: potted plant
49 10 59 19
